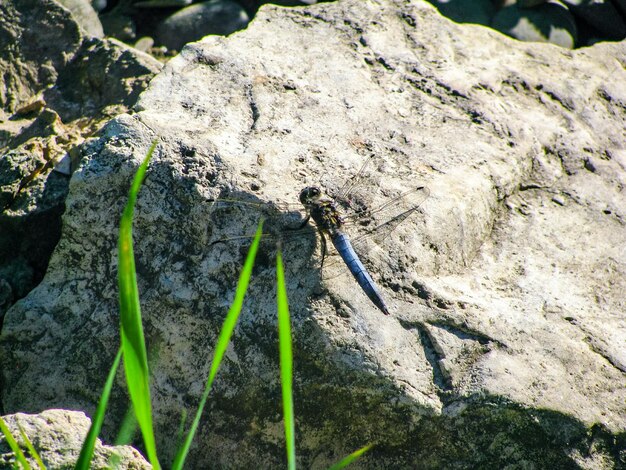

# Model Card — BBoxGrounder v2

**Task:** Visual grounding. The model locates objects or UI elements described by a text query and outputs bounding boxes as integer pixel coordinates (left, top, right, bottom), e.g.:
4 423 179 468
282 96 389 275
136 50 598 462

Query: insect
208 155 429 316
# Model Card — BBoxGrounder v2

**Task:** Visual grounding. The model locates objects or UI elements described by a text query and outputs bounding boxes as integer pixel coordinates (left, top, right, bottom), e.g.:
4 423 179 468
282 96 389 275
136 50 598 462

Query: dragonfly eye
299 186 321 205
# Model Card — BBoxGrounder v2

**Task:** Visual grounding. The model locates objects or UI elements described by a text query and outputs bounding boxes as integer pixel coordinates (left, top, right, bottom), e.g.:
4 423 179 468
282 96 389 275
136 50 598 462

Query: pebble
57 0 104 37
491 2 578 48
155 0 250 51
134 36 155 53
432 0 495 26
91 0 107 11
562 0 626 40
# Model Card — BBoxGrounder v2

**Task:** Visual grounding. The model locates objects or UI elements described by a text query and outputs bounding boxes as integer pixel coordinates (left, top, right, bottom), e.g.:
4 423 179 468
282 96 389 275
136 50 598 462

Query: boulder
2 0 625 468
0 409 151 469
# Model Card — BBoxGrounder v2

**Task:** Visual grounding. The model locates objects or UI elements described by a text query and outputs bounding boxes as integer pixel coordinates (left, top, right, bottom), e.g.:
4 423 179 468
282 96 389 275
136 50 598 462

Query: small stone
491 2 578 48
91 0 107 11
134 36 155 52
562 0 626 40
155 0 250 51
431 0 495 26
57 0 104 38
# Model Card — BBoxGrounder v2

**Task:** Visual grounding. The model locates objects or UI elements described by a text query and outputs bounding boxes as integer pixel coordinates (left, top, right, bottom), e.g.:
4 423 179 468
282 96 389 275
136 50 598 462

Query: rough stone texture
0 409 151 469
2 0 626 468
0 0 162 317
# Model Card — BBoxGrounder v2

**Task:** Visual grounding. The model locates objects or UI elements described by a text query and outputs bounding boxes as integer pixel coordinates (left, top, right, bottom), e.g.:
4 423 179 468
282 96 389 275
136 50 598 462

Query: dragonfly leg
281 214 310 232
297 214 311 229
318 229 328 270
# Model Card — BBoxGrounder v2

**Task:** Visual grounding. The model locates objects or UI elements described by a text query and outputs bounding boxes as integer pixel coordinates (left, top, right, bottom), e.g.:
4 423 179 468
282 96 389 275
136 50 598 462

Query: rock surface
2 0 625 468
0 409 151 469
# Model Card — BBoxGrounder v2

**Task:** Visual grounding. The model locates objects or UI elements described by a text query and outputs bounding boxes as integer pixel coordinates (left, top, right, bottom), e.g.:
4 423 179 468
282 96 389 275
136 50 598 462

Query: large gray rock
2 0 625 468
0 409 151 469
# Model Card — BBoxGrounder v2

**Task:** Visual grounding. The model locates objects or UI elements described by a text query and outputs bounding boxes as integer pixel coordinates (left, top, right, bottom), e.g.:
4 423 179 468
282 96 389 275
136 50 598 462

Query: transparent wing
320 185 430 278
207 197 301 214
331 151 377 204
357 185 429 240
207 149 381 247
335 185 430 238
206 196 310 247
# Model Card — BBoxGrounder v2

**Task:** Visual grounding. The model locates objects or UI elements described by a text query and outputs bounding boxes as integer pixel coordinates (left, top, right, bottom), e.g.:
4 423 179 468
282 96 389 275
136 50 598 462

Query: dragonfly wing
342 185 430 232
207 197 301 213
323 150 382 209
334 152 376 201
207 196 313 248
320 185 430 280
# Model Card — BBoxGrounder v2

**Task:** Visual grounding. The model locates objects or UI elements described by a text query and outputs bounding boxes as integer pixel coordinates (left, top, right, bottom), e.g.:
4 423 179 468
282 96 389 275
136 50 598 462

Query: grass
117 140 160 469
171 220 265 470
0 141 371 469
328 444 373 470
17 423 45 470
277 248 296 470
0 416 31 469
75 347 123 470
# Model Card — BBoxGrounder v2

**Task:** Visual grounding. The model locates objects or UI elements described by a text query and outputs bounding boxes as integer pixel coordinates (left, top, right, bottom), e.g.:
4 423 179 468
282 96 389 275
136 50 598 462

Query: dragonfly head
299 186 322 206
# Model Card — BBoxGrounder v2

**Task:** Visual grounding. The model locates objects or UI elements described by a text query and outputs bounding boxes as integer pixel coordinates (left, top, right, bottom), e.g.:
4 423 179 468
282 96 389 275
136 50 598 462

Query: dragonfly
207 155 430 316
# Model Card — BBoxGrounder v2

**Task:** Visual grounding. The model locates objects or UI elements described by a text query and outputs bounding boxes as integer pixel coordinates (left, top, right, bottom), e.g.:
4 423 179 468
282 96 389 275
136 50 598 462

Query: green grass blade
118 140 160 470
0 416 31 470
175 409 188 450
75 346 123 470
276 249 295 470
171 220 265 470
114 404 137 446
327 444 373 470
16 424 44 470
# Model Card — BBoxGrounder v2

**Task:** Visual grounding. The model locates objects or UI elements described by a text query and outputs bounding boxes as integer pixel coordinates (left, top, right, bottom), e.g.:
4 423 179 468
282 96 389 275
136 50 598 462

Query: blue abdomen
330 231 390 315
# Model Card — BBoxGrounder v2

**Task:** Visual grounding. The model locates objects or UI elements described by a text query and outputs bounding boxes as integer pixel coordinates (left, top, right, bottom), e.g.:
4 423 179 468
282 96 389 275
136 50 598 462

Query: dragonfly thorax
312 201 344 233
299 186 344 232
